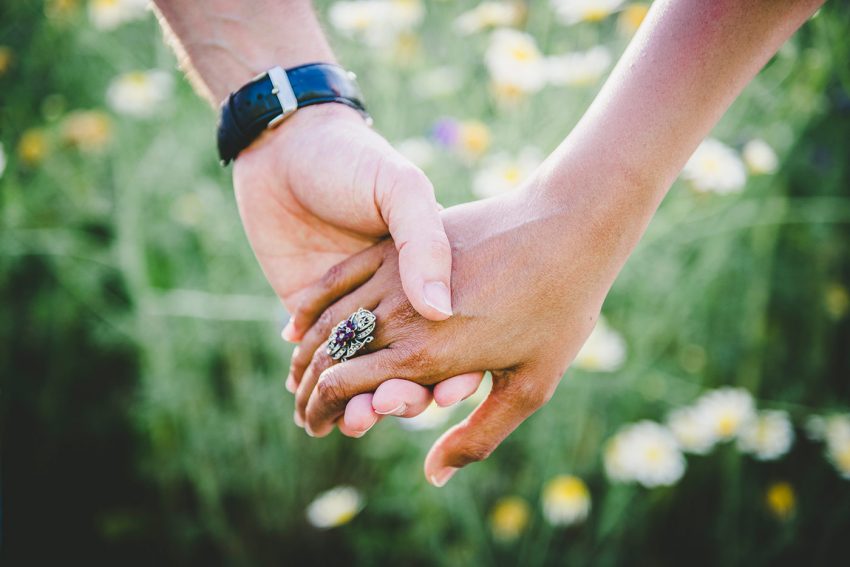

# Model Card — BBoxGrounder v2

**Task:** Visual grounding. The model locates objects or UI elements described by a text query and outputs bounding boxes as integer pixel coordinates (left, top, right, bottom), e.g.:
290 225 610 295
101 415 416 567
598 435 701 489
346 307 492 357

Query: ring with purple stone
326 308 377 362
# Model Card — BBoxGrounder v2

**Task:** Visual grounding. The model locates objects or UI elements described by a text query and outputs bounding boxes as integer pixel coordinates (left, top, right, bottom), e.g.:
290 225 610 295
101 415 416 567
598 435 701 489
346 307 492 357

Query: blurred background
2 0 849 565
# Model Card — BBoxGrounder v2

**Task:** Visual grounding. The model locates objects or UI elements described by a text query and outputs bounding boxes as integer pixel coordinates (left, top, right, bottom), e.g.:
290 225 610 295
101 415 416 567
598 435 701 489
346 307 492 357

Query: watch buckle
267 66 298 128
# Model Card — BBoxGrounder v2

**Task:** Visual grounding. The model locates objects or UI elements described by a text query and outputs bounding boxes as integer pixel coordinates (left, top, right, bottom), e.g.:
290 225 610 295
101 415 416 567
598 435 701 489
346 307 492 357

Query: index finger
424 367 553 487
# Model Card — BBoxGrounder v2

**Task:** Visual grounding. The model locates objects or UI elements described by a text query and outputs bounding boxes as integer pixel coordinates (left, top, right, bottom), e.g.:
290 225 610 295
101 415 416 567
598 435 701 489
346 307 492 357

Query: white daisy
804 415 824 440
604 421 686 488
742 138 779 175
328 0 387 37
552 0 625 25
472 147 542 198
667 406 717 455
694 387 756 441
573 316 626 372
454 1 525 35
805 414 849 443
681 138 747 194
737 410 794 460
828 441 850 480
386 0 424 29
328 0 424 46
542 475 591 526
88 0 149 31
306 486 364 528
823 415 850 448
546 46 612 86
106 70 173 118
807 414 850 480
485 29 546 94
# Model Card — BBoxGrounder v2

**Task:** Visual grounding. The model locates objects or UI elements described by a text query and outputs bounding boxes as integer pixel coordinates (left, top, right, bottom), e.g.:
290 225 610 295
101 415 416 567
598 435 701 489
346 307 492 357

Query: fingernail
281 321 297 342
350 421 377 438
285 375 296 393
440 393 471 408
430 467 458 488
374 402 407 416
423 281 453 316
294 410 304 428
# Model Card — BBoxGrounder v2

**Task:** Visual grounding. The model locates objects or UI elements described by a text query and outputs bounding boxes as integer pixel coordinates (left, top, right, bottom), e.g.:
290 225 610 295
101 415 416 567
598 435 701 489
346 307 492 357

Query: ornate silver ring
326 308 377 362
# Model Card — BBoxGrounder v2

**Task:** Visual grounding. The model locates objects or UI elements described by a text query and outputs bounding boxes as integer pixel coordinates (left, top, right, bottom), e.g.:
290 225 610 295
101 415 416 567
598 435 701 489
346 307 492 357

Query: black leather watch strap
216 63 369 165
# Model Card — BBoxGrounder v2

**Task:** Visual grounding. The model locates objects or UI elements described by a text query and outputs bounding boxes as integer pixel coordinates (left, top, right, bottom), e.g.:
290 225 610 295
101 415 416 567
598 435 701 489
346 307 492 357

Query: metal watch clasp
266 66 298 129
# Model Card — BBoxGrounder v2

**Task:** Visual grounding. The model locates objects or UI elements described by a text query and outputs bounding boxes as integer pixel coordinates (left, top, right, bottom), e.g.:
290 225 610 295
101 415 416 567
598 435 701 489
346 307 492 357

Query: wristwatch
216 62 371 165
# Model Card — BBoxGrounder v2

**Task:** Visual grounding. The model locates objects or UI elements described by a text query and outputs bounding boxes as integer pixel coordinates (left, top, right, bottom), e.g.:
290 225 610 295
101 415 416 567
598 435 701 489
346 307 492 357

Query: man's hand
152 0 460 432
234 104 453 327
153 0 454 326
233 103 473 425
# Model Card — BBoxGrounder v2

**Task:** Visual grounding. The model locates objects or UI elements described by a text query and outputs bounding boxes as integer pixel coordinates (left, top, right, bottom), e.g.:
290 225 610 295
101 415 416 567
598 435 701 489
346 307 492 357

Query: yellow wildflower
18 129 49 166
542 475 591 526
490 496 531 541
765 482 795 521
457 121 491 160
46 0 79 20
825 283 849 319
618 3 650 36
0 46 12 76
61 110 113 153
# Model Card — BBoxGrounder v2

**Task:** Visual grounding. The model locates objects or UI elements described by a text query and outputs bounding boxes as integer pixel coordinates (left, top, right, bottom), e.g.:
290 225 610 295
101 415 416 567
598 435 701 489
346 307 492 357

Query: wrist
240 100 368 161
518 153 666 272
154 0 337 104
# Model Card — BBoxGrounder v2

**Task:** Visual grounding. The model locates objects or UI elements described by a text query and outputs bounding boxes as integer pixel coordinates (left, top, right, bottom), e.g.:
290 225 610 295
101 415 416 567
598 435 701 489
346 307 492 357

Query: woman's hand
289 170 636 486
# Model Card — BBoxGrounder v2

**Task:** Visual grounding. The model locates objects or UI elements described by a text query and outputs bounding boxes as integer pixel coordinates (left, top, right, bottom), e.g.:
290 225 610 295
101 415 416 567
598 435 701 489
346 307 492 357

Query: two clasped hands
155 0 822 486
234 101 612 487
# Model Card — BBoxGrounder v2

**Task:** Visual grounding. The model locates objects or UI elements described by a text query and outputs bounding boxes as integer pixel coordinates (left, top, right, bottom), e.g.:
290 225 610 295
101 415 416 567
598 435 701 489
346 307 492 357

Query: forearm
152 0 335 105
537 0 823 261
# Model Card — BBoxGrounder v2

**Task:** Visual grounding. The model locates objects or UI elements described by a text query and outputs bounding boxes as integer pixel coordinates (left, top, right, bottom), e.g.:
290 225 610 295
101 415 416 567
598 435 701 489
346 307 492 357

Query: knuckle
292 306 309 326
456 441 495 464
396 346 435 375
292 346 311 368
400 230 450 260
290 356 305 376
389 297 420 325
295 383 311 411
317 308 337 333
320 263 344 292
310 349 331 371
397 164 431 189
522 387 548 410
427 233 452 258
528 387 554 410
316 376 347 407
511 376 552 411
386 164 435 208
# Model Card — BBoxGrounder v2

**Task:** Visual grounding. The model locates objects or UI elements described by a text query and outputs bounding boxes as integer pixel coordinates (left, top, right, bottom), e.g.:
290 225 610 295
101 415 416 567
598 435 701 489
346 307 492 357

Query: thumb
376 162 453 321
424 368 553 487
